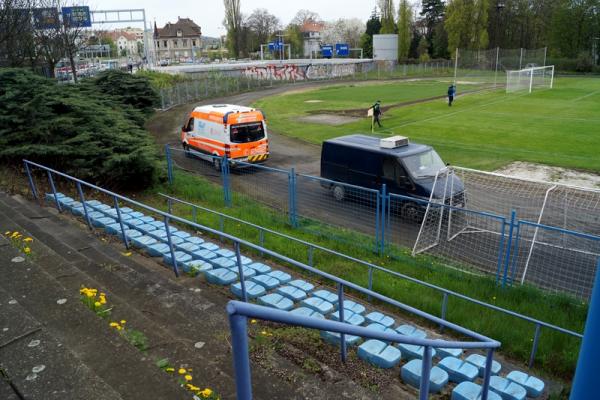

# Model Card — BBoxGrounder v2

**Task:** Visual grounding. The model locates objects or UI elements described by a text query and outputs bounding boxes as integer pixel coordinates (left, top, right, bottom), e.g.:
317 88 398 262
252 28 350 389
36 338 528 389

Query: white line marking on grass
571 89 600 102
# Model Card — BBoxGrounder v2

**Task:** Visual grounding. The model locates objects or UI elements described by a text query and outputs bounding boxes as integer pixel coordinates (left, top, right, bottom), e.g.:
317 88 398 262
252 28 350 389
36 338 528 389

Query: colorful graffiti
242 63 360 81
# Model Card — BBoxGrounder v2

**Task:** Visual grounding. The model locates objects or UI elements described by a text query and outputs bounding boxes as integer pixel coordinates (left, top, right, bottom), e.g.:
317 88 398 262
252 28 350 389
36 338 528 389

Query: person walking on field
372 100 383 128
447 84 456 106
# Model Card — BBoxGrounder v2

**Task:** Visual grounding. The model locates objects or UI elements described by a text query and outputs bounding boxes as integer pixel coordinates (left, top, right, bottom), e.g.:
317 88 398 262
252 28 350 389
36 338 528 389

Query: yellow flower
178 368 186 375
122 252 132 257
99 296 107 305
86 291 94 298
5 231 10 235
165 367 175 373
120 320 126 324
250 319 257 324
186 384 200 391
184 374 193 381
24 237 33 242
261 331 268 335
116 326 123 331
94 301 101 308
109 322 119 328
200 388 213 397
11 232 19 238
23 247 31 254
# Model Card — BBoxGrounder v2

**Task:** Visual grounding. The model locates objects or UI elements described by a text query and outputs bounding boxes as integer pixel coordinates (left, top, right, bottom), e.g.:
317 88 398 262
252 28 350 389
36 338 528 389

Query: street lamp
495 1 505 49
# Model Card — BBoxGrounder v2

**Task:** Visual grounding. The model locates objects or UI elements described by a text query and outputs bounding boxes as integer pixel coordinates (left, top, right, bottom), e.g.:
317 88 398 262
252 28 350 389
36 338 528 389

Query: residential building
301 21 325 58
153 17 202 62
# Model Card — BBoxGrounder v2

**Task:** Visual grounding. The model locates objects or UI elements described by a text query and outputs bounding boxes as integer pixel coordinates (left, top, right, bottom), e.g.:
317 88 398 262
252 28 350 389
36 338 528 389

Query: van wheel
213 157 222 172
332 185 345 202
182 143 191 157
402 203 422 223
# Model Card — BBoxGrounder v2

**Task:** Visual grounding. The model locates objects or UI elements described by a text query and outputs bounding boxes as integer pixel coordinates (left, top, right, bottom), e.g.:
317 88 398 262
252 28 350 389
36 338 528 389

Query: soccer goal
506 65 554 93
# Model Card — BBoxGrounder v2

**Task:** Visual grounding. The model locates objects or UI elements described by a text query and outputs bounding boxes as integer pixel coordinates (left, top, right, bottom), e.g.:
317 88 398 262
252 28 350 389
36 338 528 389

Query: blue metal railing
159 192 583 369
227 301 500 400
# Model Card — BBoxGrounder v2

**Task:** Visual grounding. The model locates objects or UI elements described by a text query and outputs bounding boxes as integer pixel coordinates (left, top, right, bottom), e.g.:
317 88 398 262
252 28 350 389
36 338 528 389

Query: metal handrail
227 301 500 400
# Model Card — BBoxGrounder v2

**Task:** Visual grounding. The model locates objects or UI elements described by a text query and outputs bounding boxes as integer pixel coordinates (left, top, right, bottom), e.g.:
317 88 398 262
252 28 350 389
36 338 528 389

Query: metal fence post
440 292 449 332
509 221 522 285
75 182 92 230
227 308 252 400
234 242 248 302
502 209 517 287
288 168 297 227
164 215 180 277
165 145 173 185
528 323 541 368
258 228 264 257
222 155 231 207
496 216 507 284
337 283 347 363
380 184 387 256
481 348 495 400
167 198 173 215
307 245 314 267
24 161 38 201
419 346 432 399
375 188 380 253
113 196 129 250
46 171 62 212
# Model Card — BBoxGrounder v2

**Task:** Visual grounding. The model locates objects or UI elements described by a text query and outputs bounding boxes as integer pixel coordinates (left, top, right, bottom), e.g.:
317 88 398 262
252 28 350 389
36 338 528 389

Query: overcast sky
88 0 381 37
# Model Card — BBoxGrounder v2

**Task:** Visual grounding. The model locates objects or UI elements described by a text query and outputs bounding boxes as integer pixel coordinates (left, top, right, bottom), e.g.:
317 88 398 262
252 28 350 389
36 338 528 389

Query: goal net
506 65 554 93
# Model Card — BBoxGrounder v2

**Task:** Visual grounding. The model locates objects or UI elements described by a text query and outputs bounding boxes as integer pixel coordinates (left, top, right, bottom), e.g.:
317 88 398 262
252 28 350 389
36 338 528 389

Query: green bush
0 68 163 189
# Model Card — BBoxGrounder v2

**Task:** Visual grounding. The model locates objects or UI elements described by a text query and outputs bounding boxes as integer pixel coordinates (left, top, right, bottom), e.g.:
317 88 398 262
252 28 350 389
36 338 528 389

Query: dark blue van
320 134 464 220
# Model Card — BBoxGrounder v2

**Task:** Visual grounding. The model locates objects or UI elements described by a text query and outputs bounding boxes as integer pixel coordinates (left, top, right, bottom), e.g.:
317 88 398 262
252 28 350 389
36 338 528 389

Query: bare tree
223 0 243 58
291 9 321 25
321 18 364 48
0 0 39 68
245 8 280 46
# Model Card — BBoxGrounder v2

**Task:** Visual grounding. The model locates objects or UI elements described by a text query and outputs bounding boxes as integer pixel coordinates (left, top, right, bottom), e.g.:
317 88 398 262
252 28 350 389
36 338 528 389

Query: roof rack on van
380 136 409 149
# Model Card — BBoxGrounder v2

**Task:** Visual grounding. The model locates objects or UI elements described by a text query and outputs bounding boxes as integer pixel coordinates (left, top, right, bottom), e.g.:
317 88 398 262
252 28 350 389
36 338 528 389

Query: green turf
254 77 600 172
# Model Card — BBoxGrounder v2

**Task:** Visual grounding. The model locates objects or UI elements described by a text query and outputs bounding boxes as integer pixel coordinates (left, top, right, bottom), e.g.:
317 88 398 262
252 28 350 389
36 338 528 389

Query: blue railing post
502 209 517 287
307 245 314 267
76 182 92 230
163 216 180 277
227 306 253 400
419 346 432 399
368 266 373 301
495 216 507 284
288 168 297 227
113 196 129 250
222 155 231 207
481 348 495 400
165 145 173 185
375 188 380 252
528 323 541 368
380 184 387 256
235 242 248 302
167 198 173 214
509 222 522 286
440 293 449 332
571 258 600 399
337 283 347 363
23 161 38 200
258 228 264 257
46 171 62 212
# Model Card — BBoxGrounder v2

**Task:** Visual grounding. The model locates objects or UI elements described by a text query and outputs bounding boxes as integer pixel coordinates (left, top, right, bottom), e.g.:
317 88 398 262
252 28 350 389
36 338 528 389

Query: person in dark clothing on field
448 84 456 106
372 100 383 128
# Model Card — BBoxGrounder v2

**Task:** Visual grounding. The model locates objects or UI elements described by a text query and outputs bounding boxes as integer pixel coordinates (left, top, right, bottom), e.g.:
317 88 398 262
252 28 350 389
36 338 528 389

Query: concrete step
0 243 188 400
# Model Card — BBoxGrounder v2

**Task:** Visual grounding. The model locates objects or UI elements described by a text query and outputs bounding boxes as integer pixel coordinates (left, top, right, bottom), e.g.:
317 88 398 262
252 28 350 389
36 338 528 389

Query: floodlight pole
494 47 500 87
519 47 523 69
543 47 547 67
453 48 459 85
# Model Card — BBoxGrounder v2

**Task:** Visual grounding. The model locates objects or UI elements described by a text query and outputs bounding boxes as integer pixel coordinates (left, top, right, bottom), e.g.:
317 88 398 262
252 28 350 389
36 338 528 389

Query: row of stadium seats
47 193 545 399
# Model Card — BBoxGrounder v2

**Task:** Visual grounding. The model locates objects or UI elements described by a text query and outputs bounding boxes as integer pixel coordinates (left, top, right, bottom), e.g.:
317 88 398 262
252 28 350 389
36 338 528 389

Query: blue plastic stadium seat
186 236 205 245
118 229 144 241
275 286 307 302
163 251 192 266
200 242 220 251
506 371 544 398
401 359 449 393
340 300 366 315
130 235 158 249
149 221 165 228
231 266 257 279
320 331 361 347
168 236 185 246
71 205 85 216
364 322 396 342
289 307 325 319
148 229 169 241
357 339 402 369
247 262 271 274
330 310 366 326
173 230 191 239
489 376 527 400
258 293 294 311
183 260 212 276
91 203 111 211
250 274 281 290
312 289 339 305
288 279 315 293
211 256 236 269
216 248 235 258
231 281 267 299
267 270 292 284
192 249 218 262
237 255 253 265
465 354 501 378
119 207 134 213
205 268 238 285
88 211 105 221
125 218 145 228
176 242 200 254
397 343 437 360
136 223 158 234
57 197 76 208
146 243 171 257
365 311 395 328
127 211 145 219
438 357 479 383
92 217 116 229
67 200 82 211
106 211 133 221
396 324 427 339
137 216 155 223
301 297 335 314
84 200 102 207
104 223 122 235
45 192 66 202
452 382 502 400
437 347 463 359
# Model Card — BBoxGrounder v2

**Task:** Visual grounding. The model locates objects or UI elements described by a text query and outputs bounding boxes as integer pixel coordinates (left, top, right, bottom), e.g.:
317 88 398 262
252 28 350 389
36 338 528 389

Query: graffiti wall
241 62 367 81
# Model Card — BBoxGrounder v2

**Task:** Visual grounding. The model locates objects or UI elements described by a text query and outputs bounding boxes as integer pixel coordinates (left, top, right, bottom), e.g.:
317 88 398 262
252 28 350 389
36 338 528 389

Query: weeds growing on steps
4 231 35 260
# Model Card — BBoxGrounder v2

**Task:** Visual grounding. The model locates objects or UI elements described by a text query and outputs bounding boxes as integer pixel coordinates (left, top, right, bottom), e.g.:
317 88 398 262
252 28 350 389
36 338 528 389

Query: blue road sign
336 43 349 57
62 6 91 28
321 45 333 58
268 40 283 52
33 7 60 30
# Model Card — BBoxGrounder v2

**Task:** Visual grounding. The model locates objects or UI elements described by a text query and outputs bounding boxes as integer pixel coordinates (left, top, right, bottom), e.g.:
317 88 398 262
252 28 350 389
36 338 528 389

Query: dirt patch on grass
297 114 362 126
495 162 600 189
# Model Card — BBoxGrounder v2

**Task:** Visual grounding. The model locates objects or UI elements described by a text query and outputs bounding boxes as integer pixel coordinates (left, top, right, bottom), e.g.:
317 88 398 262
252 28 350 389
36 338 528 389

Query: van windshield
230 122 265 143
403 150 446 179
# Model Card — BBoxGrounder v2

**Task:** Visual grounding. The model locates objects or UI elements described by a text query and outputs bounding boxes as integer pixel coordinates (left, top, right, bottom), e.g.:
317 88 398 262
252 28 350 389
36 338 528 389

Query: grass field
254 77 600 172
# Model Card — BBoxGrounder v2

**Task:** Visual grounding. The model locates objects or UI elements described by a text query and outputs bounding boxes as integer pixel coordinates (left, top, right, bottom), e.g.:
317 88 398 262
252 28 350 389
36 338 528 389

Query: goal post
506 65 554 93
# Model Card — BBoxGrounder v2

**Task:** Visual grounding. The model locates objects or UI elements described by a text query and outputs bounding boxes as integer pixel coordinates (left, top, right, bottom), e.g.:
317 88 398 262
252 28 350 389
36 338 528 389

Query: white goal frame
506 65 554 93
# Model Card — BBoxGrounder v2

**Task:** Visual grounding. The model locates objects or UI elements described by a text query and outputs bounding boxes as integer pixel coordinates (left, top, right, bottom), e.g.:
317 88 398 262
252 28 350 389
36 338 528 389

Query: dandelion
261 330 268 335
109 322 119 328
23 247 31 254
122 252 132 257
200 388 213 398
165 367 175 373
178 368 187 375
24 237 33 242
184 374 193 382
99 296 107 305
250 319 257 324
120 320 126 324
5 231 11 235
94 301 101 308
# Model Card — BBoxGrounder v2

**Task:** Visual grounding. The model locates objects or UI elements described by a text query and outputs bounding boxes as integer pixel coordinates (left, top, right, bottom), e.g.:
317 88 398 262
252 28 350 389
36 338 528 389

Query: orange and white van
181 104 269 167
